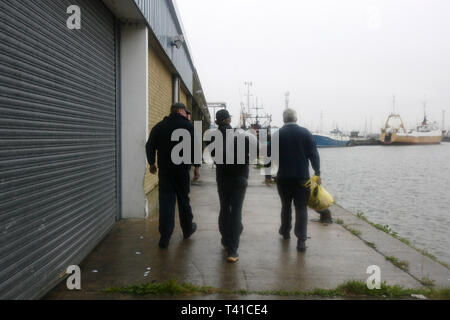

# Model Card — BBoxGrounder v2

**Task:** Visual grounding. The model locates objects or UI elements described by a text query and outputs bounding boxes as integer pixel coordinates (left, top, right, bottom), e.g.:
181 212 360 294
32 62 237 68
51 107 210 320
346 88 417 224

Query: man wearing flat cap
146 103 200 249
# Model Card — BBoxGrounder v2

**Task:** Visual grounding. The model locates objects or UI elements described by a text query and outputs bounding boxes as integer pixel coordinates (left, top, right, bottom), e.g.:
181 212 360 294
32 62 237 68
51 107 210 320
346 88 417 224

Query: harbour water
320 143 450 265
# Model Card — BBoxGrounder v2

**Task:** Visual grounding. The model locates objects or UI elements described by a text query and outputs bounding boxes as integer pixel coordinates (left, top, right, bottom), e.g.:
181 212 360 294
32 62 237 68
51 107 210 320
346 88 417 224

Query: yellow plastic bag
305 176 334 211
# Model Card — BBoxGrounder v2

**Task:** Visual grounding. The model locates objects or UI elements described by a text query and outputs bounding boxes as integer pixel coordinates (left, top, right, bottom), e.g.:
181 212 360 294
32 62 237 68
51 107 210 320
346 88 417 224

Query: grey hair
283 108 298 123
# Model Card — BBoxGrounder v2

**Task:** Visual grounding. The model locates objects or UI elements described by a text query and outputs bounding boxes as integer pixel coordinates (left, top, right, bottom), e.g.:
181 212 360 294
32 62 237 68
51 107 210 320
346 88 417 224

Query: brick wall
144 46 173 195
179 88 188 109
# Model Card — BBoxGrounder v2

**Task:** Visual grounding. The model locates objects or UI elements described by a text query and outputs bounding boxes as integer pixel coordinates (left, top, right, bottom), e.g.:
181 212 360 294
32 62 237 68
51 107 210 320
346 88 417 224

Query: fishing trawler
239 82 272 130
313 129 351 148
380 111 442 145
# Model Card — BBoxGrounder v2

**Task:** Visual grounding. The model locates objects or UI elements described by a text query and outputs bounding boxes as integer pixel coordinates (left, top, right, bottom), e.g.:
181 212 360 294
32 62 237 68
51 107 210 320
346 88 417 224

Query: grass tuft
341 223 362 237
355 212 449 270
103 279 450 299
348 227 362 237
385 256 409 271
103 278 218 296
428 288 450 299
420 277 436 287
365 241 376 249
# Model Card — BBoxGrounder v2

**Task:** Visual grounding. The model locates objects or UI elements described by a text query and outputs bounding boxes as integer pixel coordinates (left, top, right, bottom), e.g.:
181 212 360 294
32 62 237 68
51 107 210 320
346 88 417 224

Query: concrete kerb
331 204 450 288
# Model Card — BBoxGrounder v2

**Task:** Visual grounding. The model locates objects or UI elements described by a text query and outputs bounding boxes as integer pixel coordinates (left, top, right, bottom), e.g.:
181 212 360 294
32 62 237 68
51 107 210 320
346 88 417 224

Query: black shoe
320 217 333 224
183 223 197 240
319 209 333 224
227 249 239 263
159 237 169 249
297 240 307 252
279 229 290 240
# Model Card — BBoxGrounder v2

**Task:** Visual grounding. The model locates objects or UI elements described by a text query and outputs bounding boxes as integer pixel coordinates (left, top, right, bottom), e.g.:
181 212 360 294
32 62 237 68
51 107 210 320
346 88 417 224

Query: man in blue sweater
265 108 321 252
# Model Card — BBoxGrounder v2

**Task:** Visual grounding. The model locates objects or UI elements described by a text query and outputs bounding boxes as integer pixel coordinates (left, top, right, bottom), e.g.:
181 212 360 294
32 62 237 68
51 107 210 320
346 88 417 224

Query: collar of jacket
169 113 188 121
283 122 298 127
218 124 232 133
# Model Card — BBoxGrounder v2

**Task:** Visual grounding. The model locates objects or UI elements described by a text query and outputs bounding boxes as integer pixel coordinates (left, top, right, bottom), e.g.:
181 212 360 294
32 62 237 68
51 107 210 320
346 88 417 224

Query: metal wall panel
0 0 118 299
133 0 194 94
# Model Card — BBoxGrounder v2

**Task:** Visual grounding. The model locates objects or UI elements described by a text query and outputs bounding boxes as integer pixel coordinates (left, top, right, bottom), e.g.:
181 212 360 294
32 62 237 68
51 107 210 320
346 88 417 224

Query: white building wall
120 23 149 218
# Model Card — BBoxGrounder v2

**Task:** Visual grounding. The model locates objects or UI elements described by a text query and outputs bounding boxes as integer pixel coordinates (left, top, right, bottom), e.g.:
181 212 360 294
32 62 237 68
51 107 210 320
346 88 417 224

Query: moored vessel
313 128 351 148
380 112 442 145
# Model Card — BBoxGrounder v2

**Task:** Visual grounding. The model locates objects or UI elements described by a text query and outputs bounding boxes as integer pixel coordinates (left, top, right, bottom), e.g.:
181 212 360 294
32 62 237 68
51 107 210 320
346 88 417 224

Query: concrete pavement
45 166 449 299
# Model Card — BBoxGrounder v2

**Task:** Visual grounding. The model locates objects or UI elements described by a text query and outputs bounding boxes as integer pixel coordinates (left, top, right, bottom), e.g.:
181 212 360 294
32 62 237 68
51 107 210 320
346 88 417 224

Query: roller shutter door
0 0 118 299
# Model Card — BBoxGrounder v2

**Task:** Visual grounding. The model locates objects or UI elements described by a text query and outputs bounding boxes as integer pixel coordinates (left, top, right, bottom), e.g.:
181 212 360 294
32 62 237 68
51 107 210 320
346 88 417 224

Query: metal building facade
0 0 205 300
0 0 119 299
133 0 194 94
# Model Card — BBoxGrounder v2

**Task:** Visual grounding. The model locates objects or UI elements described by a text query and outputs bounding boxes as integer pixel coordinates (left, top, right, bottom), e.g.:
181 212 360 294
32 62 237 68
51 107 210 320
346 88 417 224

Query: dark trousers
277 179 310 241
158 170 194 240
217 172 248 251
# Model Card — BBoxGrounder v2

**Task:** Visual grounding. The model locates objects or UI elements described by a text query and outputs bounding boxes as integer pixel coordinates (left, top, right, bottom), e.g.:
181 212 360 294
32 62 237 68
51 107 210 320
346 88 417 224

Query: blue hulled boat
313 129 351 148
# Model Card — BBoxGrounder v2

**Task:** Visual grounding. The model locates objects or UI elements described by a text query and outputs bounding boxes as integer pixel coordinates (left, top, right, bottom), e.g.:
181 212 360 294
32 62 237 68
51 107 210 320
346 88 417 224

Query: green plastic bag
305 176 334 211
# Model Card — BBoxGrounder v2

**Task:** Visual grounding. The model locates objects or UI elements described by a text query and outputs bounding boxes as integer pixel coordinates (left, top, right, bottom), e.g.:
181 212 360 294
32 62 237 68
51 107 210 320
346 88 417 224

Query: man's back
276 123 320 181
146 113 195 172
210 125 257 178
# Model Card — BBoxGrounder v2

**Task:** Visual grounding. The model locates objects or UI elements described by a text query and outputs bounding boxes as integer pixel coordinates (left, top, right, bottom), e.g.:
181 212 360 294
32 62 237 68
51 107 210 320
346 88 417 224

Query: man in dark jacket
146 103 200 249
209 109 257 262
265 108 321 252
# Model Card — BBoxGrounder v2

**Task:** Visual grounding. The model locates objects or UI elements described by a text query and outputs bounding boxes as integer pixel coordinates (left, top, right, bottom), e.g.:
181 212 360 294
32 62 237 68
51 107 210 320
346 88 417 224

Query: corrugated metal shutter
0 0 118 299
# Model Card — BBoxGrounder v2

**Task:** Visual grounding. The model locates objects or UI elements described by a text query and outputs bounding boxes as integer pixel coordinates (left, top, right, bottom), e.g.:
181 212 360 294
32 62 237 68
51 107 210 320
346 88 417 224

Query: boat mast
244 81 253 129
364 116 368 137
285 92 290 110
252 97 264 126
384 96 407 133
443 110 446 133
320 110 324 134
423 101 427 125
392 95 396 115
239 102 245 128
240 83 272 129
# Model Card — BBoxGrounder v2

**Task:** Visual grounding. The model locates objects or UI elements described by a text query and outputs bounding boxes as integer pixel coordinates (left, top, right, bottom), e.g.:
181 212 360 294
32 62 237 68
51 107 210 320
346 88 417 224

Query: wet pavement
45 166 450 299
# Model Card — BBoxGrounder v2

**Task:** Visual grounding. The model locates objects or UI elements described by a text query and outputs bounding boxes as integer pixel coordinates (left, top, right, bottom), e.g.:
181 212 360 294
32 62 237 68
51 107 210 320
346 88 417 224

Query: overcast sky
176 0 450 133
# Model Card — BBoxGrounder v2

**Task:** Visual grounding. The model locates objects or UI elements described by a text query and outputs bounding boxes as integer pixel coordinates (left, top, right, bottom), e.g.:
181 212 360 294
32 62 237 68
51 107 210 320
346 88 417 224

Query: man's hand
193 167 201 181
150 165 157 175
316 176 322 185
265 178 273 187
